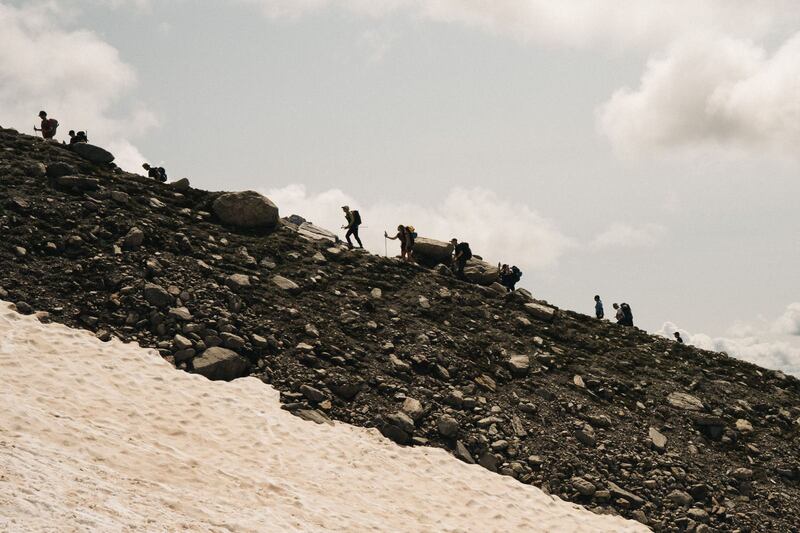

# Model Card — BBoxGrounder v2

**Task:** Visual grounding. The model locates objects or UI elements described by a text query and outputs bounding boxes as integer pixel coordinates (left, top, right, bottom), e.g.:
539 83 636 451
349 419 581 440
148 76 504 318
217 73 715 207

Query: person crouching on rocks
68 130 88 144
341 205 363 249
142 163 167 183
385 225 415 262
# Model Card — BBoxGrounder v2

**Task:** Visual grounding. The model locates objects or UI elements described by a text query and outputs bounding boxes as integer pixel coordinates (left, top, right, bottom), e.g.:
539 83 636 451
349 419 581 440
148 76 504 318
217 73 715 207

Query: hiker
674 332 684 344
450 238 472 279
142 163 167 183
68 130 88 145
594 295 604 319
384 225 415 262
341 205 363 249
499 263 522 292
613 303 624 324
620 302 634 327
34 111 58 140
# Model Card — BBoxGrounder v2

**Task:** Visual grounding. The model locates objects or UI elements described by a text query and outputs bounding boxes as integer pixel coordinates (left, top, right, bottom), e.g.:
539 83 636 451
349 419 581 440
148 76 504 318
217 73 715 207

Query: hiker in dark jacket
674 332 684 344
620 303 634 327
450 238 472 279
385 225 415 262
594 295 604 319
142 163 167 182
34 111 58 140
341 205 363 249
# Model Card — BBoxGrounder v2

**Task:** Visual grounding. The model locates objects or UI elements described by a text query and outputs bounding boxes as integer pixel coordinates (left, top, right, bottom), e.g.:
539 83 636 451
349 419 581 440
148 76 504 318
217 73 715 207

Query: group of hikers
34 110 168 183
341 206 523 291
594 295 635 327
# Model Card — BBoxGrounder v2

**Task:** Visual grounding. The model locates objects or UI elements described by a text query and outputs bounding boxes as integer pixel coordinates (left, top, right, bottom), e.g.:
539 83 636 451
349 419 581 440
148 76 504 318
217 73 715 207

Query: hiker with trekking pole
341 206 363 250
385 225 416 262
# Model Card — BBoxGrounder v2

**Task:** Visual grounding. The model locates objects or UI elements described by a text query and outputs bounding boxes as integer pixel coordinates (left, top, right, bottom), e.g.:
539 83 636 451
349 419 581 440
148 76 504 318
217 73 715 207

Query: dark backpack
457 242 472 260
511 266 522 282
621 303 633 325
157 167 167 182
351 210 361 225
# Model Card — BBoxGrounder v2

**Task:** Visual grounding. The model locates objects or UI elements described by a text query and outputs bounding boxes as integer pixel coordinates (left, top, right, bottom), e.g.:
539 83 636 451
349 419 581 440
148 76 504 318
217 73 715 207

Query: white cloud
774 303 800 336
590 222 666 249
240 1 798 48
0 2 156 172
659 317 800 377
598 33 800 159
265 184 574 270
357 28 396 64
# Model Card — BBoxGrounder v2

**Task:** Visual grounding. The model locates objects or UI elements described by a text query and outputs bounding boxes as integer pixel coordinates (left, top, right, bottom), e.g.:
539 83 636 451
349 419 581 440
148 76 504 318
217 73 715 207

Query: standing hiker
385 225 415 262
613 303 624 324
594 295 604 319
450 238 472 279
142 163 167 182
34 111 58 140
341 205 363 249
620 303 634 327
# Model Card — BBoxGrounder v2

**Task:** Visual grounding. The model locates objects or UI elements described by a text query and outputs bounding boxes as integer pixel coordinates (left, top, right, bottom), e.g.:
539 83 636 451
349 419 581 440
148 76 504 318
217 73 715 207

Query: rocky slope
1 127 798 532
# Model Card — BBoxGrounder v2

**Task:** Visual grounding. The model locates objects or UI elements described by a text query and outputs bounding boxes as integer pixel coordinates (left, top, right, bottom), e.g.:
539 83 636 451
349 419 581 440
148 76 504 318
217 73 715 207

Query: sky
1 0 799 375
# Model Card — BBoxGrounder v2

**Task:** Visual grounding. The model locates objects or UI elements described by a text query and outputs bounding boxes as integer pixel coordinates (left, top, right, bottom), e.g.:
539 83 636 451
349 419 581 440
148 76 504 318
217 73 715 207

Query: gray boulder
272 275 300 293
55 175 99 191
123 227 144 249
212 190 279 229
297 222 337 242
463 258 499 286
70 143 114 164
413 237 453 264
193 347 248 381
667 392 704 411
143 283 172 307
524 302 556 322
46 162 76 179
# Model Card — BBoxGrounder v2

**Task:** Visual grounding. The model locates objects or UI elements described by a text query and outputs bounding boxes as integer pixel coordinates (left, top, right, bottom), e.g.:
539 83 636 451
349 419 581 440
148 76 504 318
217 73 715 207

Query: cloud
598 33 800 159
265 184 574 270
659 318 800 377
240 1 798 48
0 2 156 172
590 222 666 249
773 303 800 336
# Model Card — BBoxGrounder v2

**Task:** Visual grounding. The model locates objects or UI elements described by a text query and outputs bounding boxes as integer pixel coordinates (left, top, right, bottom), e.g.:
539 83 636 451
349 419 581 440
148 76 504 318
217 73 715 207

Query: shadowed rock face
1 126 799 532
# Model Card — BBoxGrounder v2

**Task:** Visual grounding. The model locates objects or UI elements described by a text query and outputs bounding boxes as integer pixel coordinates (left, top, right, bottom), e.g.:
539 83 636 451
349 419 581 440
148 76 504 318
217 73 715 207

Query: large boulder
413 237 453 264
463 258 499 286
192 347 248 381
524 302 556 322
297 222 337 242
69 143 114 164
212 191 279 229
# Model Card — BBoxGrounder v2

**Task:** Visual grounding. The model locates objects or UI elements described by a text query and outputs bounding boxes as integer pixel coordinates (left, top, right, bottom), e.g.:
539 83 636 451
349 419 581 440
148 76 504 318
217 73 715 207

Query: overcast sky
2 0 799 374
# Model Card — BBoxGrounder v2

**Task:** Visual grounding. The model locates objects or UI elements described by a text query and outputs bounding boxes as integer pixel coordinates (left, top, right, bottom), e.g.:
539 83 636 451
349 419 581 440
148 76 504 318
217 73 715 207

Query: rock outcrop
212 190 279 229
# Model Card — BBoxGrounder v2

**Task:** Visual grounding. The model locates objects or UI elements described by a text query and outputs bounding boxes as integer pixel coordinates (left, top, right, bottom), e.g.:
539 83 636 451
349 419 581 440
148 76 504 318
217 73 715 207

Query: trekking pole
384 235 388 257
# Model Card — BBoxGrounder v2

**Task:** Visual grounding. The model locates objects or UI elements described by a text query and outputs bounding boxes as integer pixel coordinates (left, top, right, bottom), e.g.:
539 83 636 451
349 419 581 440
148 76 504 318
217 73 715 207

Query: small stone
168 307 192 321
666 490 693 507
226 274 251 291
143 283 172 307
304 323 320 338
506 354 530 377
667 391 704 411
571 477 596 497
300 384 326 403
370 287 382 299
437 415 459 438
401 397 424 421
272 275 300 292
575 424 596 447
735 419 753 434
173 334 193 351
418 295 431 309
649 427 667 452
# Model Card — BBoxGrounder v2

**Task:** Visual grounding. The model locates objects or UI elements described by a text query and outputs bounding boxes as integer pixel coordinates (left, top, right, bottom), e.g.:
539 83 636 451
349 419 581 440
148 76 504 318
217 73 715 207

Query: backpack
511 265 522 282
47 118 59 134
457 242 472 260
351 210 361 225
406 226 417 239
157 167 167 182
